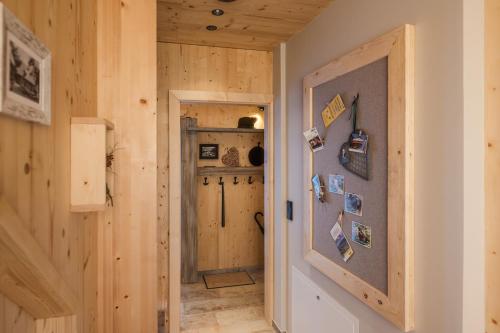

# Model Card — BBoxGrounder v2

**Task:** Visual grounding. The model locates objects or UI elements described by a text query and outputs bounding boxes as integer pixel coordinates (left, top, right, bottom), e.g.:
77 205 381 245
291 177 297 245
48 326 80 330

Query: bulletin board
312 57 388 294
302 25 415 331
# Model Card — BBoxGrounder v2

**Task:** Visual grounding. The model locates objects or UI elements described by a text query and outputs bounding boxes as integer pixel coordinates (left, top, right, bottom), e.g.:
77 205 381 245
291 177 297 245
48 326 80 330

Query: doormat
203 271 255 289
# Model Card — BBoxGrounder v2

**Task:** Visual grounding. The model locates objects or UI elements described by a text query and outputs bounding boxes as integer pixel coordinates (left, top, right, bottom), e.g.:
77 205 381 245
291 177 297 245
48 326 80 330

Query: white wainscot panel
292 266 359 333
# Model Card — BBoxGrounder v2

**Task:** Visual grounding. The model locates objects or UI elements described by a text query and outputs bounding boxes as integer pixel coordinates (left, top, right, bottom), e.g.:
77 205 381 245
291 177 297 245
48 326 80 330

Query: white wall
281 0 485 332
273 43 288 331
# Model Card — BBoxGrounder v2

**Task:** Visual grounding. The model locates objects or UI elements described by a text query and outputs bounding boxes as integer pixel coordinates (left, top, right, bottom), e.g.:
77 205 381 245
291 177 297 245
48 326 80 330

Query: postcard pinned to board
330 222 354 262
322 94 346 128
328 174 345 195
312 174 325 203
352 221 372 248
304 127 325 152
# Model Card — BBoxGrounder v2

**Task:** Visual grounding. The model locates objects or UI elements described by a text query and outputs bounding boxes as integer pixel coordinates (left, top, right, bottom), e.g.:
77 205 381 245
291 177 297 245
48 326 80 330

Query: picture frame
199 144 219 160
303 25 415 331
0 4 51 125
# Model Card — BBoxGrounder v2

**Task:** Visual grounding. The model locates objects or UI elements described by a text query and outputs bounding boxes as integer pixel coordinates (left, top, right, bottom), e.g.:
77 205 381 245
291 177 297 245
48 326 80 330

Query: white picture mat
6 31 44 110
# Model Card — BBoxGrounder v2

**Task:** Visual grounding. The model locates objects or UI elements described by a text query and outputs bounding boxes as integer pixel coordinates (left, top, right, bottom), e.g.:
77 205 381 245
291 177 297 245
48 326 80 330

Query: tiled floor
181 271 274 333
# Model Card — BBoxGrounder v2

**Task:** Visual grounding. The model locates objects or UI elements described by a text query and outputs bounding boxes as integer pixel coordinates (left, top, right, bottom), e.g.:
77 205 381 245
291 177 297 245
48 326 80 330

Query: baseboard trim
273 320 286 333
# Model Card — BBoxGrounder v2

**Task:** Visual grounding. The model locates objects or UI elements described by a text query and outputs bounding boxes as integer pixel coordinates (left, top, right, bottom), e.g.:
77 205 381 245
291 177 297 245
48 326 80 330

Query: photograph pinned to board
0 5 51 125
345 192 363 216
312 174 325 203
330 211 354 262
351 221 372 248
321 94 346 128
328 174 345 195
304 127 324 152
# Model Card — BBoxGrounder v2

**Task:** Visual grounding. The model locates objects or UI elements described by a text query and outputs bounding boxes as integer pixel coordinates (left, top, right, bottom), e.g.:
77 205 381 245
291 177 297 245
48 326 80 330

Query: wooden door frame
485 0 498 330
168 90 274 332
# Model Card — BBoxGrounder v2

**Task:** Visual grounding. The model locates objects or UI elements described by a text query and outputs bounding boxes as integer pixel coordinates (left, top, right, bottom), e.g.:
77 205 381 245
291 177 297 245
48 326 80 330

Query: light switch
287 200 293 221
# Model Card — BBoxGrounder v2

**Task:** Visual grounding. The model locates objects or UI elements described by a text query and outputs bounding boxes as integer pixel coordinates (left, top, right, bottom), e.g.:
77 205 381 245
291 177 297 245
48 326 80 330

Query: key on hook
203 177 209 186
248 176 254 185
233 177 239 185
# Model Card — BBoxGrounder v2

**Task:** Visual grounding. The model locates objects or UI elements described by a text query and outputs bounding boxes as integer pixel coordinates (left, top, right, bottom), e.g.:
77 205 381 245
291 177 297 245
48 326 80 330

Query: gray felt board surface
312 57 388 294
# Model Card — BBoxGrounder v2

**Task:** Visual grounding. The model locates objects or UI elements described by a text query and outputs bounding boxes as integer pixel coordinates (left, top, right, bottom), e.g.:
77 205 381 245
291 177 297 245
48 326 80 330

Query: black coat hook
203 177 209 186
248 176 254 184
218 177 225 228
233 176 239 185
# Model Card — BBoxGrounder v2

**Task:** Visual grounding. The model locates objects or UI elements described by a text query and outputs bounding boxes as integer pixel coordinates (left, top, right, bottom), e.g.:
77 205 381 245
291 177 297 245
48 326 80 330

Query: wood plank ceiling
158 0 333 50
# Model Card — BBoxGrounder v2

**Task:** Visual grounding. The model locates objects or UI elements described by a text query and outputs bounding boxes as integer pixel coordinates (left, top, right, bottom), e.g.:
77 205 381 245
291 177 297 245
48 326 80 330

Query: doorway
168 90 274 332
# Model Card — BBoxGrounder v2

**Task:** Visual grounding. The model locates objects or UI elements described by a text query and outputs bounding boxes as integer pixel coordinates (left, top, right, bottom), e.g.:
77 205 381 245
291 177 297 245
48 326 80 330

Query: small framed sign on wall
199 144 219 160
0 4 52 125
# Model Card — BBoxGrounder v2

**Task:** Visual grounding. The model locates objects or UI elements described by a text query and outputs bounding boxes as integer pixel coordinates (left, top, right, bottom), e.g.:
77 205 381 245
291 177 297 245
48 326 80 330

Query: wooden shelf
187 127 264 134
71 117 114 212
197 166 264 176
72 117 114 130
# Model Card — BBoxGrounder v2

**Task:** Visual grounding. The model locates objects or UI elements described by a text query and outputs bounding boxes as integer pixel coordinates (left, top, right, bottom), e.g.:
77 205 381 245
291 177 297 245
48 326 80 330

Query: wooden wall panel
96 1 158 333
157 42 272 325
35 316 77 333
0 1 157 332
0 294 36 333
0 0 98 332
182 104 265 271
486 1 500 332
95 1 121 332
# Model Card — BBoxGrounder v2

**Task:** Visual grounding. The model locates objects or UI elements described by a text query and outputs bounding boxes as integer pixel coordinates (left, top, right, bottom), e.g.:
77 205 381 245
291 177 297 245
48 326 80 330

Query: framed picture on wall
0 4 52 125
199 144 219 160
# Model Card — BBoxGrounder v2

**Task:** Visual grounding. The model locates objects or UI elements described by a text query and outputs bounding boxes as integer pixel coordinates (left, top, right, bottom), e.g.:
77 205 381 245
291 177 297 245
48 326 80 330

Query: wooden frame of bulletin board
303 25 415 331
